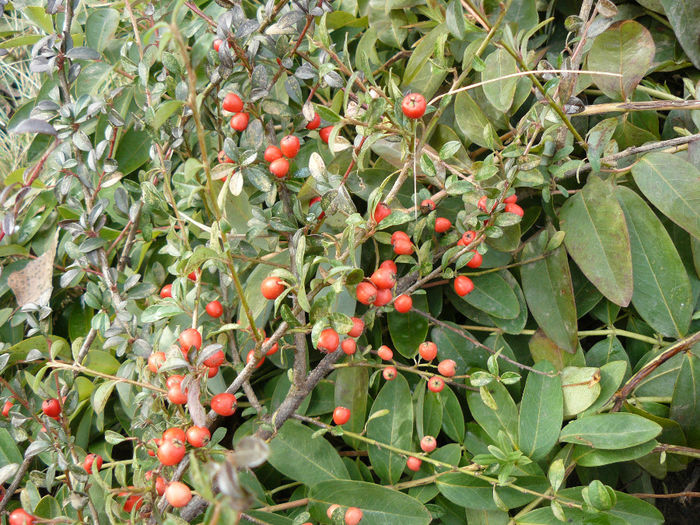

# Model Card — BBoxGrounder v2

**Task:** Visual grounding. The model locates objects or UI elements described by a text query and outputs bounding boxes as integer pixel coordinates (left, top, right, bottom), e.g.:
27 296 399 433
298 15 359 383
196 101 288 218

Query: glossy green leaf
454 91 501 149
366 374 413 484
660 0 700 69
587 20 655 99
616 186 692 337
561 366 601 417
573 439 658 467
521 229 578 352
334 366 368 450
467 381 518 446
267 421 349 486
436 472 547 511
309 480 431 524
670 352 700 447
482 49 518 112
560 413 662 449
559 176 633 306
388 293 429 358
518 361 562 460
0 429 23 467
631 152 700 240
581 360 628 416
440 386 465 443
414 379 443 439
431 323 485 375
529 330 585 371
461 272 520 319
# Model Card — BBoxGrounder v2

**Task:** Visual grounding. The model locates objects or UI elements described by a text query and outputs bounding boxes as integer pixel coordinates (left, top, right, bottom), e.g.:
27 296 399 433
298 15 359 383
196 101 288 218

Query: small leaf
12 118 57 136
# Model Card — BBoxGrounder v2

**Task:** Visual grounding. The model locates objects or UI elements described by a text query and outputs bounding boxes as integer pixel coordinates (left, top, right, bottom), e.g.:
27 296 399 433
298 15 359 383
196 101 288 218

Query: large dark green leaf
482 48 518 112
436 472 547 511
670 352 700 447
559 176 633 306
366 374 413 484
559 413 662 449
440 386 465 443
467 382 518 446
414 379 443 439
114 129 151 175
521 230 577 352
631 152 700 239
431 323 486 375
518 361 562 461
660 0 700 69
587 20 655 99
388 293 429 358
454 91 501 149
309 480 431 524
334 366 368 450
616 186 692 337
267 421 349 486
461 272 520 319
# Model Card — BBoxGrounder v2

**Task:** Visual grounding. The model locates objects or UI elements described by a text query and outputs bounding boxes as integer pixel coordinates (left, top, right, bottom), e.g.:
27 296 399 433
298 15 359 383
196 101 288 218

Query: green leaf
436 472 548 511
440 386 465 443
670 352 700 447
467 381 518 446
86 8 120 53
482 49 518 112
431 323 485 375
445 0 468 39
309 480 431 524
561 366 601 417
334 366 368 450
587 20 655 99
659 0 700 69
388 293 429 358
115 130 152 175
461 272 520 319
267 421 349 486
518 361 562 461
366 374 413 484
631 152 700 240
141 304 185 323
616 186 692 338
414 379 443 439
521 229 578 352
0 429 23 467
581 360 628 416
586 117 618 174
559 413 662 449
402 24 445 86
573 439 658 467
92 380 116 415
454 91 501 149
559 176 633 306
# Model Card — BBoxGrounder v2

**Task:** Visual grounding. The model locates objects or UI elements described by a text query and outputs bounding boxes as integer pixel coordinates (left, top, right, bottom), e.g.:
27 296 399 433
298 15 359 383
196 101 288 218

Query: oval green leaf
388 293 430 357
518 361 563 461
559 413 662 449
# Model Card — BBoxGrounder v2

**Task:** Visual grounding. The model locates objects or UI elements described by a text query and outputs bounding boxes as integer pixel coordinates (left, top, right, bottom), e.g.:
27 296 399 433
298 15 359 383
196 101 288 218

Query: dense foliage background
1 0 700 523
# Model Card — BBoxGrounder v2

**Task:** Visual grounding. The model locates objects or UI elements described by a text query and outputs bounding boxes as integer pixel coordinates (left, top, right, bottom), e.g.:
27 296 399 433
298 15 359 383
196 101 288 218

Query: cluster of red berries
327 504 364 524
478 193 523 217
264 134 300 178
223 92 249 132
356 259 413 313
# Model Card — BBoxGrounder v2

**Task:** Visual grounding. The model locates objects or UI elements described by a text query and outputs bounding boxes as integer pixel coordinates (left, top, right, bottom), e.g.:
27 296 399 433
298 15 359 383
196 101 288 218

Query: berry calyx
261 276 285 300
317 328 340 353
373 202 391 223
418 341 438 361
428 376 444 393
222 93 243 113
280 135 301 158
186 426 211 448
264 145 283 162
160 284 173 298
341 339 357 355
306 112 321 130
333 406 351 425
218 150 233 164
420 435 437 453
205 300 223 318
211 392 237 416
230 112 250 132
458 230 476 246
356 282 378 305
454 275 474 297
420 199 436 212
406 456 423 471
377 345 393 361
348 317 365 338
438 359 457 377
435 217 452 233
402 93 427 119
345 507 364 525
42 398 60 418
394 294 412 313
383 366 397 381
84 453 103 474
165 481 192 508
466 251 483 269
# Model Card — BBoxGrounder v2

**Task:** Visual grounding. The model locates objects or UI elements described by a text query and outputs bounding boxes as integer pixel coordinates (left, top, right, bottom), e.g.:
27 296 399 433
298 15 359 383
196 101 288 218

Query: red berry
218 150 233 164
157 439 186 466
356 282 378 305
167 382 188 405
186 426 211 448
504 193 518 204
454 275 474 296
402 93 427 119
341 339 357 355
345 507 364 525
393 238 414 255
84 453 103 474
406 456 422 471
370 268 396 289
348 317 364 338
420 435 437 453
391 231 410 244
188 271 198 281
148 352 165 373
379 260 398 274
394 294 412 313
179 328 202 356
246 349 265 368
306 112 321 130
264 145 283 162
213 39 222 52
211 392 237 416
269 157 290 178
420 199 436 212
203 350 225 367
205 300 223 318
230 112 249 131
264 337 279 356
9 509 35 525
160 284 173 298
373 288 392 307
374 202 391 223
261 276 285 300
208 365 219 378
165 375 184 390
317 328 340 353
466 251 482 269
165 481 192 508
418 342 437 361
280 135 301 158
428 376 444 392
146 470 167 496
222 93 243 113
377 345 393 361
2 400 13 417
383 366 397 381
435 217 452 233
333 406 351 425
42 398 60 418
505 203 524 217
319 126 333 143
458 230 476 246
438 359 457 377
122 494 143 513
